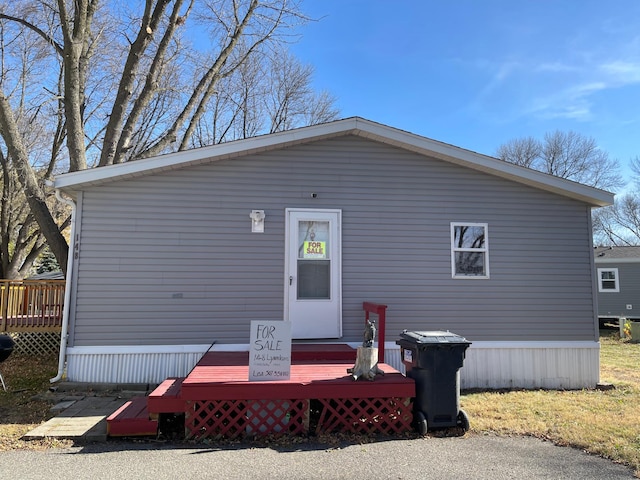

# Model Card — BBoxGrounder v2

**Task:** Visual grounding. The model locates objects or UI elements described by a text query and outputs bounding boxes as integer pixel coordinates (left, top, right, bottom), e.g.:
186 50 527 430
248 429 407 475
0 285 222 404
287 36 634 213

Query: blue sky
290 1 640 190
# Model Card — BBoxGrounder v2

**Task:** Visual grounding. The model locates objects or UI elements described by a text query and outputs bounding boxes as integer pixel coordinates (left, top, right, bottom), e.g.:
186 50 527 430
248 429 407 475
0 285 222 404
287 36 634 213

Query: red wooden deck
110 344 416 440
182 352 412 400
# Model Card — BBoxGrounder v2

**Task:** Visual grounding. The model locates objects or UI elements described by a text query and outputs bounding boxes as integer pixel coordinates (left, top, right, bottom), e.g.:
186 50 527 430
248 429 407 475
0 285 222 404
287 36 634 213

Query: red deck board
145 348 413 415
147 377 185 414
107 397 158 437
107 396 147 420
291 343 355 361
182 360 414 400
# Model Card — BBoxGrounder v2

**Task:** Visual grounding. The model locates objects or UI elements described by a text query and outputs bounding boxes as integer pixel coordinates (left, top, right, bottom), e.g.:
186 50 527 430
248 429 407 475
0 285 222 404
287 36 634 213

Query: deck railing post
363 302 387 364
1 281 8 332
0 279 65 332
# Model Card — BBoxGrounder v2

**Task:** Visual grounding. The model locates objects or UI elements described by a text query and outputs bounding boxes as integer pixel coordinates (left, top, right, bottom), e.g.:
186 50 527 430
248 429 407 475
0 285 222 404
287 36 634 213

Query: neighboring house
594 246 640 322
26 271 65 280
53 118 613 389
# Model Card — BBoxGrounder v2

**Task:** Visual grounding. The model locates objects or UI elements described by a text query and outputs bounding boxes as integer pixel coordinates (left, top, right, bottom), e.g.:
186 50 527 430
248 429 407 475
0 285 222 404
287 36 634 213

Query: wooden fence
1 279 65 333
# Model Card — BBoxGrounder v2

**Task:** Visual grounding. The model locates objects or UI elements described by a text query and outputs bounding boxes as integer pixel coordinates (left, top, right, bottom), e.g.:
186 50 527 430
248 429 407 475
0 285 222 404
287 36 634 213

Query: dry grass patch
463 332 640 476
0 353 72 450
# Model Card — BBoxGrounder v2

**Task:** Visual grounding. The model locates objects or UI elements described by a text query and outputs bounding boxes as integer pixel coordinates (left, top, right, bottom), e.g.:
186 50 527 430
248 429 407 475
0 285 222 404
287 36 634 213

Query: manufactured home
53 118 613 389
595 246 640 324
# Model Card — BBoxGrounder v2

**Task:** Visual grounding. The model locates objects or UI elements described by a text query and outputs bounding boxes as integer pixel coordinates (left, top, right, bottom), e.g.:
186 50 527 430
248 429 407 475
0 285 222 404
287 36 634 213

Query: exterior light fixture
249 210 265 233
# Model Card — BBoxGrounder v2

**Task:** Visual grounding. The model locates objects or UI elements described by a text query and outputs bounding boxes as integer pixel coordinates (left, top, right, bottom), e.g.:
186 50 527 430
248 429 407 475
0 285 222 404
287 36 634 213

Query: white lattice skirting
64 341 599 389
9 332 61 356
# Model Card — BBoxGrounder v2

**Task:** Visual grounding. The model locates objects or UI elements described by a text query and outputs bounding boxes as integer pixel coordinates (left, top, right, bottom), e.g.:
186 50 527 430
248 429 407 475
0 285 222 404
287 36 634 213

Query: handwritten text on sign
249 320 292 381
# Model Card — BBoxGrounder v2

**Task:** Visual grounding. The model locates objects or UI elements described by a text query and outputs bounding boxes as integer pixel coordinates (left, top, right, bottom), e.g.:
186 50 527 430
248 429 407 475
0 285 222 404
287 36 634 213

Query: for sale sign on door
303 241 326 258
249 320 292 381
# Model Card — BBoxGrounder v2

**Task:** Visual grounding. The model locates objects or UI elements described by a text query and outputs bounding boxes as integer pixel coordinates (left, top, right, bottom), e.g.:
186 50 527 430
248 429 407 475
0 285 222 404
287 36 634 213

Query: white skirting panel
459 341 600 390
66 345 210 384
382 341 599 390
66 341 600 389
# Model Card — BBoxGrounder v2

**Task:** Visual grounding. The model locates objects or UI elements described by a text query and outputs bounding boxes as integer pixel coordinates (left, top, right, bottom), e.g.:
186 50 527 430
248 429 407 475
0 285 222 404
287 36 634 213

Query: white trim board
67 340 599 356
65 341 600 389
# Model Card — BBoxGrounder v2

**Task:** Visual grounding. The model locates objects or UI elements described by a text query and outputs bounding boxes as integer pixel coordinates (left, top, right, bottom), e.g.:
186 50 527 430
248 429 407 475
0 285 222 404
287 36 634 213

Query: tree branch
0 91 69 273
0 13 64 57
98 0 174 167
110 0 194 165
139 0 264 158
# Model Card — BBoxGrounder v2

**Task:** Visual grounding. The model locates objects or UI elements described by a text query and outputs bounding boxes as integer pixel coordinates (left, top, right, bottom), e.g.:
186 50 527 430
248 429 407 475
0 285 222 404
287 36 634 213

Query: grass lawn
0 354 71 450
463 330 640 476
0 331 638 475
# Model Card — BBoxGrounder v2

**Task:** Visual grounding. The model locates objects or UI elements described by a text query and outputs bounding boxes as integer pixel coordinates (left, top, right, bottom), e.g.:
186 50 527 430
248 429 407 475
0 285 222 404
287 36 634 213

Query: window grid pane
598 268 619 292
454 252 485 276
454 226 486 250
451 223 489 278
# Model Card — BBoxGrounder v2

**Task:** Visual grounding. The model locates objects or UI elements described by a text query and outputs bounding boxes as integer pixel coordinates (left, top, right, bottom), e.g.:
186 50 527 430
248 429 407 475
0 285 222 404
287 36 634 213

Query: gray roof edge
594 246 640 262
54 117 614 207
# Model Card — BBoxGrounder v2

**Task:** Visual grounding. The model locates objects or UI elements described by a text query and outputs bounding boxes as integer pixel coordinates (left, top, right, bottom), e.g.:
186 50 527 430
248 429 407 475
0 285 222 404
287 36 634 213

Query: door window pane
298 260 330 299
298 221 330 259
297 220 331 299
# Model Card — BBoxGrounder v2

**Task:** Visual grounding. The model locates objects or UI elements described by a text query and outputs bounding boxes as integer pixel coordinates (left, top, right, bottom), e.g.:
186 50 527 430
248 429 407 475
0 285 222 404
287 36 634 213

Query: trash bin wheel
457 409 470 432
415 410 428 435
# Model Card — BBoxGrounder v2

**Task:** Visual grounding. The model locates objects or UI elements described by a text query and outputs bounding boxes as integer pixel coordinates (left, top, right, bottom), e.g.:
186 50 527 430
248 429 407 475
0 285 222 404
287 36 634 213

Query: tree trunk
347 347 385 381
0 94 69 274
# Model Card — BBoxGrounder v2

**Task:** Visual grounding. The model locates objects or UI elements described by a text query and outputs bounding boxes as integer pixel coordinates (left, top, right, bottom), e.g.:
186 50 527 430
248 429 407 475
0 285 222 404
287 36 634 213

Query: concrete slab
50 400 77 412
24 396 128 442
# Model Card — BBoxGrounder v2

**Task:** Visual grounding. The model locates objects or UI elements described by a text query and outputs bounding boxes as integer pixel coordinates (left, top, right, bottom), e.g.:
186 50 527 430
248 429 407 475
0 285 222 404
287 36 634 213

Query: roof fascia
54 118 359 191
54 117 614 207
594 258 640 264
351 119 614 207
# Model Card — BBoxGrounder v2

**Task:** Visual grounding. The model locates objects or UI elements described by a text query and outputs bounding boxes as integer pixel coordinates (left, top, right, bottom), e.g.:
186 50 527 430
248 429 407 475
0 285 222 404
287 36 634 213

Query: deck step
148 377 186 415
106 397 158 437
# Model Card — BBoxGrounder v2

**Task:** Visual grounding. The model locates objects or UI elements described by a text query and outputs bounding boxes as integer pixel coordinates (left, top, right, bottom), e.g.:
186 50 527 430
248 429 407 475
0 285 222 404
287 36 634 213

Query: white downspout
50 188 77 383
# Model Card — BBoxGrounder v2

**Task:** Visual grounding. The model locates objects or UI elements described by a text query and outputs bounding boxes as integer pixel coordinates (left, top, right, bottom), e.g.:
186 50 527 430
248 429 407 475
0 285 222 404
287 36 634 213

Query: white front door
285 209 342 339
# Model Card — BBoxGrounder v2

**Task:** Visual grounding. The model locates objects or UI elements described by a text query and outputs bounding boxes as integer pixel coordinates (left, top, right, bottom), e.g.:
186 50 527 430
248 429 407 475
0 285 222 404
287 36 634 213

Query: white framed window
451 223 489 279
597 268 619 292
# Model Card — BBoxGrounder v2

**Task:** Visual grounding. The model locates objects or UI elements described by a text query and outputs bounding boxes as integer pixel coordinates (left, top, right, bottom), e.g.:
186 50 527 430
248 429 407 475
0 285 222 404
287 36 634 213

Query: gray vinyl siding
596 262 640 318
70 135 597 346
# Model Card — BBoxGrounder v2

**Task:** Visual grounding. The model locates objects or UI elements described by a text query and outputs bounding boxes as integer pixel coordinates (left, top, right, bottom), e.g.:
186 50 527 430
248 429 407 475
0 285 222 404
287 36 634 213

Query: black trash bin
396 330 471 434
0 334 14 363
0 334 15 391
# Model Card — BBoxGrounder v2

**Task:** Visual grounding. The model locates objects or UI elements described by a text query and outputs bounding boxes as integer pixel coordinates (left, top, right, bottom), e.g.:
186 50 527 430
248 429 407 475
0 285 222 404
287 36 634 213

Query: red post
362 302 387 364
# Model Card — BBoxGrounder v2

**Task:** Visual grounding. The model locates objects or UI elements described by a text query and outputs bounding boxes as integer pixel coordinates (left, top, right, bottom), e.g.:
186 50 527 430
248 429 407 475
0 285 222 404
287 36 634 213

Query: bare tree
593 195 640 246
186 47 339 146
0 150 44 278
0 0 337 276
266 48 337 133
592 156 640 246
495 136 540 169
497 130 622 191
0 15 69 277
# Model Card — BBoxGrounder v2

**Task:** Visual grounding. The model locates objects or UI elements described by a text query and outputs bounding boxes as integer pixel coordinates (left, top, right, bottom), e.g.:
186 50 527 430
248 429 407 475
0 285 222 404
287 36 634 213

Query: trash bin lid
398 330 470 345
0 334 14 351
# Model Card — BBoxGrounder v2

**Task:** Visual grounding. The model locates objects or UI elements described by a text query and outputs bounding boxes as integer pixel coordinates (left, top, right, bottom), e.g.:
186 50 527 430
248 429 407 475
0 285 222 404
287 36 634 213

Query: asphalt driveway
0 434 635 479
